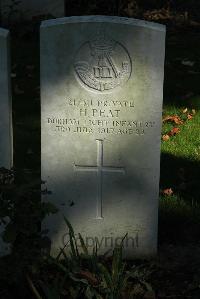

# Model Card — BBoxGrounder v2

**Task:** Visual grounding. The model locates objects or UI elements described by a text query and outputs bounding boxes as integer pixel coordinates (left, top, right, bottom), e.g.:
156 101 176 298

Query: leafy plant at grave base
0 168 153 298
28 217 154 299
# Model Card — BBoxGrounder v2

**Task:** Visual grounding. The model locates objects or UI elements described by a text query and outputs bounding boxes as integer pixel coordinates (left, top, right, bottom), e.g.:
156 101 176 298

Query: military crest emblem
74 30 132 92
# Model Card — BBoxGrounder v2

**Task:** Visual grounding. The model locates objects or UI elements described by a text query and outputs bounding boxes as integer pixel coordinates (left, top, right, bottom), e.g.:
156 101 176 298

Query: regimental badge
74 30 132 93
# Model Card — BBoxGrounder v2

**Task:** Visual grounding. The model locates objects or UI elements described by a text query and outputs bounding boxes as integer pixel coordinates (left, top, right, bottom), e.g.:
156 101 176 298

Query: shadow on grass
160 152 200 203
159 152 200 246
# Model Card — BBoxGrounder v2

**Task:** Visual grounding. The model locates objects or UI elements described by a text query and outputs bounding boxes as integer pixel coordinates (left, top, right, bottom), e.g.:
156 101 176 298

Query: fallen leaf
192 109 196 115
187 113 193 120
182 108 188 113
162 134 170 141
78 270 99 286
162 115 183 125
162 188 173 196
169 127 180 136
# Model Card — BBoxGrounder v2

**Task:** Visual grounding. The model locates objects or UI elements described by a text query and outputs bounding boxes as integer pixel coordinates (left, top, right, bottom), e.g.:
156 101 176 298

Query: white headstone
41 16 166 258
0 28 12 256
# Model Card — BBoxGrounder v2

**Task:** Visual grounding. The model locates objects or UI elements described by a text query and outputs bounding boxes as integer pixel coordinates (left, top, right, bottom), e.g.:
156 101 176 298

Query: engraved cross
74 139 125 219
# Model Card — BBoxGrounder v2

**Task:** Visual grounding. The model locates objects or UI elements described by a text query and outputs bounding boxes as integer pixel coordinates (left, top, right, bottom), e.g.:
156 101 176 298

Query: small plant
27 218 153 299
0 170 154 298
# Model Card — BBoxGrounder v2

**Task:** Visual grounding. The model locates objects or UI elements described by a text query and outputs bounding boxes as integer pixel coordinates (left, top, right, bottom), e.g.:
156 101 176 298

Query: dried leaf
187 114 193 120
169 127 180 136
162 115 183 125
78 270 99 286
162 134 170 141
182 108 188 113
192 109 196 115
162 188 173 196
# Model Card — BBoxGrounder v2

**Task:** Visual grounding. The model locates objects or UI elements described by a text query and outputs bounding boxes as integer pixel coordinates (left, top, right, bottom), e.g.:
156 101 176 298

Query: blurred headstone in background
1 0 65 24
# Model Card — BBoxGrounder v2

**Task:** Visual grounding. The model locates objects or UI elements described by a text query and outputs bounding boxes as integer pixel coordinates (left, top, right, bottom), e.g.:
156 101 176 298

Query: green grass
159 98 200 244
161 104 200 160
160 103 200 203
159 195 200 244
159 22 200 208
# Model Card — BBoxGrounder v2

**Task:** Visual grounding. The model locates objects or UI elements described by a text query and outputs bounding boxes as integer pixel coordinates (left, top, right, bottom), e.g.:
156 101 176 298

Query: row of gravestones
0 16 166 258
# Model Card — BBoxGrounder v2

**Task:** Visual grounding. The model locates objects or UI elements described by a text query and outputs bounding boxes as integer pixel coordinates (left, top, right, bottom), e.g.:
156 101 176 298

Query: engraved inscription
74 139 125 219
47 116 155 136
46 97 156 136
67 98 134 108
74 31 132 92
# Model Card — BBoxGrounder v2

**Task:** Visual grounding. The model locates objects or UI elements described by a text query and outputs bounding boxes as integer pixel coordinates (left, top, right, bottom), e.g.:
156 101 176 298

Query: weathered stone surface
0 28 12 256
41 16 166 258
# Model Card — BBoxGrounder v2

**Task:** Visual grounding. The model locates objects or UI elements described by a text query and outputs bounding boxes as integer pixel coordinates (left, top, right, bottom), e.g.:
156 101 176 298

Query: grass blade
78 233 89 255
